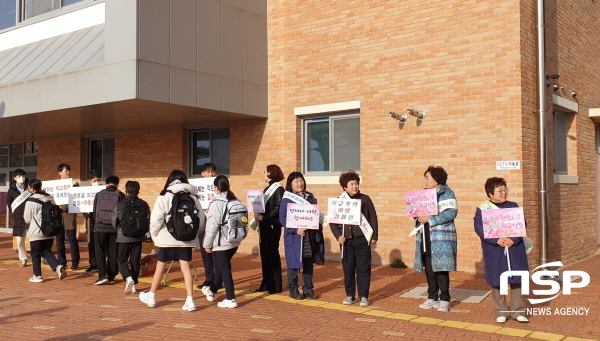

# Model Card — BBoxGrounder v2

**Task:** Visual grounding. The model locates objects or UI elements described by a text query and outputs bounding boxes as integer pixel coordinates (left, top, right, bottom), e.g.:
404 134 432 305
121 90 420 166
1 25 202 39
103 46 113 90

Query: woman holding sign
279 172 325 300
330 170 378 307
473 177 529 323
413 166 457 313
254 165 285 294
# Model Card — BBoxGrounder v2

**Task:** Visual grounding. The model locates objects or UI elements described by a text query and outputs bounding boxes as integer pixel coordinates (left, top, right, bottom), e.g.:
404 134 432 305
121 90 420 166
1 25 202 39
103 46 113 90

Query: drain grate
399 286 491 303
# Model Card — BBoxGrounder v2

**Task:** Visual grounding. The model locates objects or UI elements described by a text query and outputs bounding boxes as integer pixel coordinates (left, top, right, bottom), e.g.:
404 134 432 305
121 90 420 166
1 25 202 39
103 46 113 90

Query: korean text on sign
405 188 438 218
482 207 526 239
246 190 265 213
42 179 73 205
327 198 361 225
68 185 106 213
188 177 217 210
286 203 320 230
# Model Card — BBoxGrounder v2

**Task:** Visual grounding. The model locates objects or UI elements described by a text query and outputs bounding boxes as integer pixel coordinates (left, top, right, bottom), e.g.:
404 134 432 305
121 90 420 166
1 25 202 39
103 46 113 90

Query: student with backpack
23 179 66 282
92 175 125 285
139 170 206 311
201 175 247 308
112 181 150 294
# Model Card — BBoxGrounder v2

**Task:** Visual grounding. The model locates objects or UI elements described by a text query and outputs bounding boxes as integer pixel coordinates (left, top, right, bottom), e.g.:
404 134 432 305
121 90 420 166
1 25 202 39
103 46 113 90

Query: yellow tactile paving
465 323 503 333
320 302 349 310
438 320 472 329
528 331 568 341
361 309 395 317
338 306 372 314
386 312 420 321
496 327 532 338
563 338 598 341
411 316 445 325
296 300 328 307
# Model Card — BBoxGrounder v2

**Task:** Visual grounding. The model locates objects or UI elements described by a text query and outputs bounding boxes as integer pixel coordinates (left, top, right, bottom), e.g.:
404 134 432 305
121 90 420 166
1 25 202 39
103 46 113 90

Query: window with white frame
0 0 89 32
303 113 360 174
190 129 230 176
88 137 114 179
554 112 568 174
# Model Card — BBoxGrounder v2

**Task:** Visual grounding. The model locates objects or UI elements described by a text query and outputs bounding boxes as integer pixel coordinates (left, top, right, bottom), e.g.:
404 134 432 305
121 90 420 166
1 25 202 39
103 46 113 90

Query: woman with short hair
474 177 529 323
414 166 457 313
254 164 285 294
330 170 378 307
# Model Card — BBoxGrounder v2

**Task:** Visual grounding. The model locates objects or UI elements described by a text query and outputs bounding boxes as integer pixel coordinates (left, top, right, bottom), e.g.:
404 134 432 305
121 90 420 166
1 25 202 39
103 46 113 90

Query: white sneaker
496 316 507 323
437 300 450 312
131 285 137 294
359 297 369 307
182 301 196 311
20 259 28 267
124 277 135 294
202 286 215 302
516 316 529 323
56 265 67 280
342 297 356 305
217 299 238 308
419 299 439 309
29 275 44 283
139 292 156 308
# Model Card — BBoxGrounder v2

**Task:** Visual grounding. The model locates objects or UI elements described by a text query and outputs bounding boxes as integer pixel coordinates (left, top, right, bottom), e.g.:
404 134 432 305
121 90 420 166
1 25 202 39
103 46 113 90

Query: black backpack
120 198 151 237
29 198 64 237
166 191 200 241
95 190 121 225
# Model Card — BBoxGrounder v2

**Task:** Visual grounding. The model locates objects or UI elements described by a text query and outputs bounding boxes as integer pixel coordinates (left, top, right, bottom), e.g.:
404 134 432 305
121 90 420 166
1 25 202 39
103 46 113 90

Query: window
190 129 230 176
88 137 114 178
23 0 61 20
554 113 568 174
303 113 360 174
62 0 84 6
0 0 17 31
0 142 37 189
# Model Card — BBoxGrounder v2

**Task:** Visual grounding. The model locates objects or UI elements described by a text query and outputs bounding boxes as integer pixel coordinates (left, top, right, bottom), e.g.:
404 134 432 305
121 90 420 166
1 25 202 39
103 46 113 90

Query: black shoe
303 291 319 299
85 267 97 273
289 292 304 300
254 287 267 293
71 263 79 270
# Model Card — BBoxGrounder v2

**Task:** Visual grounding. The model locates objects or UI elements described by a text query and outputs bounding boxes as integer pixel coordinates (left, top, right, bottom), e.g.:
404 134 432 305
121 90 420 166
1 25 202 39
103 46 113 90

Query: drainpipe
537 0 549 265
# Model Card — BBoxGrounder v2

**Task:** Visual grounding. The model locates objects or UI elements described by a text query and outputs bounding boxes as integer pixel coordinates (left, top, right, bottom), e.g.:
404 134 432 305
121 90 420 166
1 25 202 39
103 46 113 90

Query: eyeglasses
494 188 509 194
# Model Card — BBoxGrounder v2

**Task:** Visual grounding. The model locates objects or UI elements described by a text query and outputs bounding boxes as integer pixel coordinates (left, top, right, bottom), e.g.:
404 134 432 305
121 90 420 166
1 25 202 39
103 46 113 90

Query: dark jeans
199 232 214 286
258 223 282 293
342 236 371 299
95 232 118 280
210 247 238 300
288 257 314 294
87 219 96 267
117 242 142 284
422 254 450 301
56 229 80 266
30 239 59 277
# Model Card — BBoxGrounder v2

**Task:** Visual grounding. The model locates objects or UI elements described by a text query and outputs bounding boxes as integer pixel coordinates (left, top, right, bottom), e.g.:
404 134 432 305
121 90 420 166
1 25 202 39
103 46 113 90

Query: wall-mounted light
571 91 577 97
388 111 407 123
406 109 426 121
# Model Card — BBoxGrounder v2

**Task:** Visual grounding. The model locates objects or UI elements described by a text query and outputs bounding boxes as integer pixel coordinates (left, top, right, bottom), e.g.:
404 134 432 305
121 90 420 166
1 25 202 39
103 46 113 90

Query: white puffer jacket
23 193 55 242
150 183 206 248
203 192 242 252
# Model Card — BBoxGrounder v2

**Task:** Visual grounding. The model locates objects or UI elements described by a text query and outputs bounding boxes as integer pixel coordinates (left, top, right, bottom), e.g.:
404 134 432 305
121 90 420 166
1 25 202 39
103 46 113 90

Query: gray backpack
217 198 248 246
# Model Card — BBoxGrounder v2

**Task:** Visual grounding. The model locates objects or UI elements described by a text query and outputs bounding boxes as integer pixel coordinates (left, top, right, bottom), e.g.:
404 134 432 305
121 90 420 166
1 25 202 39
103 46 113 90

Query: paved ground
0 234 598 341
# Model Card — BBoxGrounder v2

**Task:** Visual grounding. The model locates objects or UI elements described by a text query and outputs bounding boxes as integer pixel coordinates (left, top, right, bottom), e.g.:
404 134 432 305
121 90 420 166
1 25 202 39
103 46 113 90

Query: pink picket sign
405 188 438 217
482 207 526 239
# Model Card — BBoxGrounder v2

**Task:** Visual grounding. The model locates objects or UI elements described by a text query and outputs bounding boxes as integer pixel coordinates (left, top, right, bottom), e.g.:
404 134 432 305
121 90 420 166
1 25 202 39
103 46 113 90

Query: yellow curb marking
528 331 568 341
465 323 502 333
339 306 372 314
296 300 328 307
387 313 419 321
563 338 599 341
438 320 472 329
496 327 532 338
320 302 348 310
411 316 444 325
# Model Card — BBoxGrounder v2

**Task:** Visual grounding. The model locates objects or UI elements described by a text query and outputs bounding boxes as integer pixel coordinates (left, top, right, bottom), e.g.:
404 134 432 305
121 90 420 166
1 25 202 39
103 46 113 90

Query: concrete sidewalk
0 234 597 340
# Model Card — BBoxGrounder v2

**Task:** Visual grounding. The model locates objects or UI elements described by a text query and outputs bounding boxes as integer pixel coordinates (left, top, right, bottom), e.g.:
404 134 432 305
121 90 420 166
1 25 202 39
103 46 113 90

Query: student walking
139 170 206 311
201 175 245 308
55 164 81 270
112 181 150 294
92 175 124 285
6 168 30 267
23 179 66 282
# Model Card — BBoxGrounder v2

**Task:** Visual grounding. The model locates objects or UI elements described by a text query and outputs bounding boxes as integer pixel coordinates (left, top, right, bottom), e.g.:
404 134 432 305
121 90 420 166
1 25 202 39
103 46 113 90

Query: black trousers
210 247 238 300
422 254 450 301
87 218 96 267
199 232 214 286
258 223 282 293
117 242 142 284
95 232 118 280
30 239 59 277
342 236 371 299
56 229 80 266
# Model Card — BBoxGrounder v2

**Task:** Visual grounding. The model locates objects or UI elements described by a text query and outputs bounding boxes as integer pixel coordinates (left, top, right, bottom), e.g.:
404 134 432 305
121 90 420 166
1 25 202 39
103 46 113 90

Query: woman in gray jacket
139 170 206 312
23 179 66 283
202 175 242 308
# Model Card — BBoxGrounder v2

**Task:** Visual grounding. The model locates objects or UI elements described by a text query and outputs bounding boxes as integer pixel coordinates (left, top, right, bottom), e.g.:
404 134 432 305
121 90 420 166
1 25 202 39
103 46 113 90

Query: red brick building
1 0 598 273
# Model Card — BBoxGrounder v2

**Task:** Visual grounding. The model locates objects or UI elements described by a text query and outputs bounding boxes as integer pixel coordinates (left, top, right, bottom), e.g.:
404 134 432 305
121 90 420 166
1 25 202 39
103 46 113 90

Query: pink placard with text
482 207 526 238
286 203 320 229
405 188 438 217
